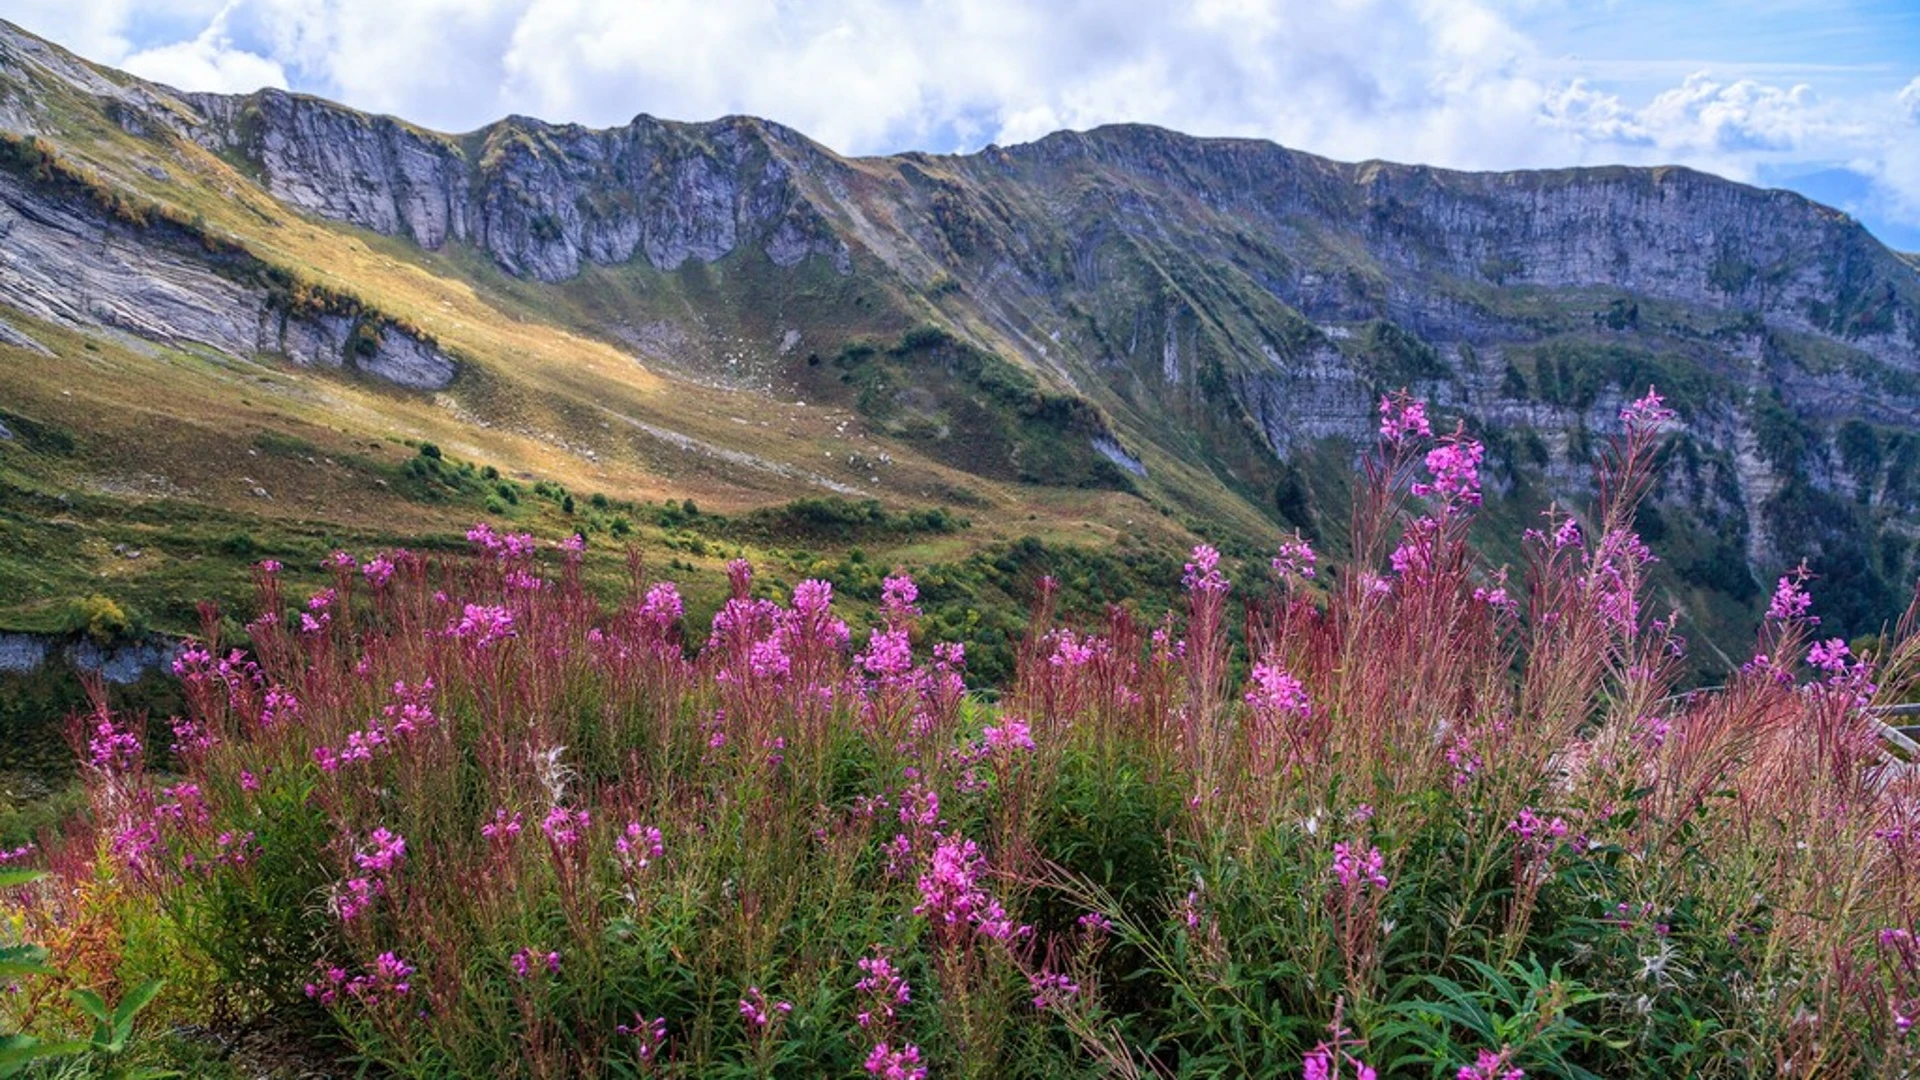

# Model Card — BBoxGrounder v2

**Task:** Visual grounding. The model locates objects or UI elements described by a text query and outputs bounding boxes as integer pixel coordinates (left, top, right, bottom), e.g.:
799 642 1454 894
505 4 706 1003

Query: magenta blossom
864 1042 927 1080
1458 1049 1524 1080
1767 564 1818 624
1332 842 1390 892
1182 544 1229 595
1379 392 1432 443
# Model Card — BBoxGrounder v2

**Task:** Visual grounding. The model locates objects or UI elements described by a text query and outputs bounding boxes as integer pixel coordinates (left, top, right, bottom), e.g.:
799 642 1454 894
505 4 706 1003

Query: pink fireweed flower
541 806 590 848
1245 661 1311 719
1028 971 1079 1010
617 823 664 869
333 876 384 922
466 522 501 551
305 963 349 1006
1445 730 1483 788
354 828 407 874
260 684 301 729
881 574 921 624
1332 843 1390 892
616 1014 668 1061
88 715 142 772
1378 391 1432 443
154 783 210 828
361 554 395 588
1411 429 1485 509
1508 808 1568 844
560 532 586 553
792 578 834 616
1048 629 1098 669
1078 911 1113 935
1767 564 1818 624
1808 637 1852 674
511 947 561 979
349 951 416 1004
1474 585 1517 616
0 843 33 864
503 568 545 592
109 818 160 872
214 830 257 866
1620 386 1676 428
864 1042 927 1080
1272 536 1317 580
738 986 792 1028
450 604 516 647
915 834 1027 942
747 636 792 680
724 558 755 595
855 950 912 1027
381 679 438 736
1458 1049 1524 1080
1304 1044 1378 1080
859 628 914 677
1182 544 1229 595
639 582 684 631
981 718 1036 753
169 715 215 756
482 808 523 844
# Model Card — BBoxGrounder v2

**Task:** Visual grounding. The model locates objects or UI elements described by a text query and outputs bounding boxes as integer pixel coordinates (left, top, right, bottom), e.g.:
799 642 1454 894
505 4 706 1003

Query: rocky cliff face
0 168 456 389
185 91 852 282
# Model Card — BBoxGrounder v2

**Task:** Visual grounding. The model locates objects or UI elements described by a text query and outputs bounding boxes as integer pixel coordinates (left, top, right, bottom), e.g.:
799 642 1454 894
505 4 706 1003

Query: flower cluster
511 947 561 979
915 835 1027 944
616 1013 668 1062
541 806 590 849
854 950 912 1028
1412 429 1485 510
1272 536 1317 580
1181 544 1229 596
1332 843 1389 893
1379 391 1433 443
864 1042 927 1080
1767 564 1818 624
304 951 415 1008
737 985 792 1028
1457 1048 1525 1080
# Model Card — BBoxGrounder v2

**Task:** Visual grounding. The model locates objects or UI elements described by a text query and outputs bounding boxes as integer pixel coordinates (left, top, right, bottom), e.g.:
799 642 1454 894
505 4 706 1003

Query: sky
10 0 1920 250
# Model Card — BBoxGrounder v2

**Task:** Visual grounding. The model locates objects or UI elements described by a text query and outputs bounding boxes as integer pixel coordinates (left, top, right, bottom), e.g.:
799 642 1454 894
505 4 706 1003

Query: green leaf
113 977 165 1029
0 943 52 979
0 869 43 889
69 987 111 1025
0 1035 90 1079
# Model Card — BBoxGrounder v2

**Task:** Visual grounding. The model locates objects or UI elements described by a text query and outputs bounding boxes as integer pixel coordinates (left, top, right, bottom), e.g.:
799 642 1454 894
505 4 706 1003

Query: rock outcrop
184 91 852 283
0 167 456 389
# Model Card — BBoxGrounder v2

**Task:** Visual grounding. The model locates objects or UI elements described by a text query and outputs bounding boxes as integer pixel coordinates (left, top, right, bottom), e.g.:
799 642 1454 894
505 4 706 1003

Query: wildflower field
5 390 1919 1078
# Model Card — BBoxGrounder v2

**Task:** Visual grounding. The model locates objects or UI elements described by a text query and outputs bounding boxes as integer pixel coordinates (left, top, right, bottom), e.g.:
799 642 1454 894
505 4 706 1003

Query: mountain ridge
2 16 1919 664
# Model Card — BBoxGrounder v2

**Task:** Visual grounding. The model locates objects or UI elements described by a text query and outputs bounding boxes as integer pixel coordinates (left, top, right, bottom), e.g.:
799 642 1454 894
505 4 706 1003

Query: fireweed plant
5 389 1920 1077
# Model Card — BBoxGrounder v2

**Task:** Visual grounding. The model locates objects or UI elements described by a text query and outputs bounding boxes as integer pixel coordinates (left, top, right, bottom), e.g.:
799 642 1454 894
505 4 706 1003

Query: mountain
2 17 1919 672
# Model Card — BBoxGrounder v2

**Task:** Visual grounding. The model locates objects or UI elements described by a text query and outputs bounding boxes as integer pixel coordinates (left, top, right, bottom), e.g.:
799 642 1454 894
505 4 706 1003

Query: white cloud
120 9 286 94
9 1 1920 237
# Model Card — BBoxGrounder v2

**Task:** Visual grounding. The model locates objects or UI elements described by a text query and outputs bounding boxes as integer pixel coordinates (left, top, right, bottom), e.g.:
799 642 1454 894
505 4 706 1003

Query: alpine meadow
4 9 1920 1078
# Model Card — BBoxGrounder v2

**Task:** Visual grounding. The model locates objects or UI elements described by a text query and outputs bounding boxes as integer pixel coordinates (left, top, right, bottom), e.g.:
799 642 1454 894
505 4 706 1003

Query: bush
64 593 129 645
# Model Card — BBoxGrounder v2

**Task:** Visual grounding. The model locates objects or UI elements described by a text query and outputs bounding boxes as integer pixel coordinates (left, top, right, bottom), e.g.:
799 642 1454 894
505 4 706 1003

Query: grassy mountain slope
3 17 1920 679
